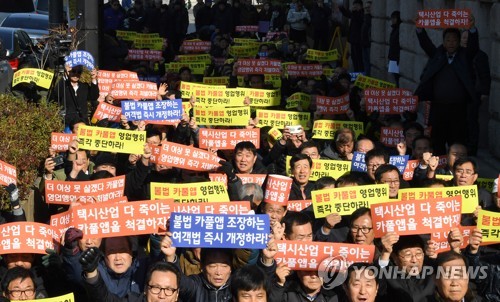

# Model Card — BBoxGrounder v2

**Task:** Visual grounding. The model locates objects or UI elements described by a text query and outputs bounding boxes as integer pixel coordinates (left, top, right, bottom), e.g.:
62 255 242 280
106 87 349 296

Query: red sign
98 70 139 95
208 173 266 187
316 94 350 115
199 128 260 150
403 159 419 181
380 127 404 147
0 160 17 186
127 49 163 61
235 25 259 32
371 196 462 238
264 174 292 205
417 9 471 29
110 80 158 100
0 222 60 254
181 40 211 53
364 88 418 114
236 59 282 75
150 141 221 172
286 64 322 77
287 200 312 212
92 102 122 123
50 133 78 152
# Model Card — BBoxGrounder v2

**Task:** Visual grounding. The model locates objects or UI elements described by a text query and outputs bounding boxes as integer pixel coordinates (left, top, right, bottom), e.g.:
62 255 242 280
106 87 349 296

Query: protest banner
121 99 182 121
402 159 419 181
97 70 138 96
354 74 396 89
286 64 323 77
92 102 122 123
65 50 95 70
166 62 207 75
78 125 146 155
351 152 366 172
203 76 230 85
109 80 158 100
275 240 375 271
236 59 281 75
235 25 259 32
50 133 78 152
286 92 311 110
371 196 462 238
389 155 409 174
170 213 269 248
45 175 126 205
285 156 351 181
305 49 340 62
476 177 495 193
477 210 500 243
380 127 405 147
268 127 283 141
316 94 350 115
287 200 312 212
175 54 212 64
50 207 74 235
127 49 163 61
417 9 471 29
229 44 260 58
194 106 251 126
256 109 310 130
12 68 54 89
244 88 281 107
179 81 226 98
151 182 229 202
398 185 479 213
431 226 476 254
233 38 260 45
150 141 221 171
364 88 418 114
0 222 60 255
0 160 16 186
208 173 266 188
312 184 390 218
312 120 364 139
21 293 75 302
132 33 163 50
116 30 136 41
264 174 293 205
181 40 211 53
199 128 260 150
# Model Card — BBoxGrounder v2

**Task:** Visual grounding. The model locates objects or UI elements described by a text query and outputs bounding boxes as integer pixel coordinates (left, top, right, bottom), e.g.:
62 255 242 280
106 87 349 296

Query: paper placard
380 127 404 147
477 210 500 243
127 49 163 61
354 74 396 89
351 152 366 172
417 9 471 29
0 222 60 255
389 155 409 174
236 59 281 75
0 159 17 186
92 102 122 123
97 70 138 95
181 40 211 53
402 159 419 181
151 182 229 202
264 174 293 205
316 94 350 115
194 106 251 126
286 92 311 109
110 80 158 100
364 88 418 114
199 128 260 150
132 33 163 50
305 49 340 62
286 156 351 181
175 54 212 64
65 50 95 70
208 173 266 188
150 141 221 171
431 226 475 254
166 62 207 75
50 133 78 152
78 125 146 154
287 200 312 212
256 109 310 130
312 120 364 139
121 99 182 121
21 293 75 302
286 64 323 77
12 68 54 89
398 185 479 213
235 25 259 32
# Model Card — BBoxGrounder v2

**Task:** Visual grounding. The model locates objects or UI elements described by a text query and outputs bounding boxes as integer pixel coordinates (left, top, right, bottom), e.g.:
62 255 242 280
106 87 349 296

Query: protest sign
208 173 266 188
316 94 350 115
354 74 396 89
21 293 75 302
132 33 163 50
256 109 310 130
265 31 287 40
305 49 340 62
275 240 375 271
179 81 226 98
92 102 122 123
45 175 126 205
65 50 95 70
166 62 207 75
150 141 221 171
476 177 494 193
235 25 259 32
229 44 260 58
170 213 269 248
351 152 366 172
285 156 351 181
97 70 138 96
477 209 500 243
380 127 405 147
286 92 311 110
151 182 229 202
312 184 389 217
398 185 479 213
417 9 471 29
50 133 78 152
286 64 323 77
194 106 251 126
236 59 281 75
12 68 54 89
199 128 260 150
127 49 163 61
176 54 212 64
371 196 462 238
431 226 475 254
110 80 158 100
78 125 146 155
0 160 16 186
312 120 364 139
287 200 312 212
0 222 60 254
116 30 136 41
121 99 182 121
389 155 409 174
203 76 230 85
402 159 419 181
264 174 293 205
436 174 454 182
50 208 74 235
233 38 260 46
364 88 418 114
181 40 211 53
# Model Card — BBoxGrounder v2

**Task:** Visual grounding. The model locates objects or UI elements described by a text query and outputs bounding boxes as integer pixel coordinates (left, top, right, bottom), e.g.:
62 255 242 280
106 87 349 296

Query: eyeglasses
455 169 475 176
381 179 400 185
7 288 35 298
399 252 424 261
351 226 373 234
148 285 178 296
367 163 383 170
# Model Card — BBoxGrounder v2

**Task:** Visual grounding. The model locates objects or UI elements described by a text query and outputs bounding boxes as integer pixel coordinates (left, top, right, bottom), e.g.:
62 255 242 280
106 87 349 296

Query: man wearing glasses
2 267 37 301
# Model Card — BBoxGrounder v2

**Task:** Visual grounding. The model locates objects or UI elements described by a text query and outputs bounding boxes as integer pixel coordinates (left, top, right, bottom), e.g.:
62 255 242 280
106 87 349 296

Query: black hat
93 152 117 168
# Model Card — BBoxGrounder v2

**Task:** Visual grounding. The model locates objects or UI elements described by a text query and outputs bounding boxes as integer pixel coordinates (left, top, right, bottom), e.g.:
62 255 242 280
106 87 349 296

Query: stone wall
369 0 499 156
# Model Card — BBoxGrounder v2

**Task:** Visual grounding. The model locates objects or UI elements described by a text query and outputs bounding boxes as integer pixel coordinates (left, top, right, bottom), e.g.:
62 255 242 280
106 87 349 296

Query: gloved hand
79 247 101 273
218 160 237 182
5 183 20 208
64 227 83 255
42 248 62 268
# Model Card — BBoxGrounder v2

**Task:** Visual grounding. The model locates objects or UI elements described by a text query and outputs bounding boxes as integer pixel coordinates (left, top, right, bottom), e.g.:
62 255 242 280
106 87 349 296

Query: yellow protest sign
312 184 390 217
286 92 311 109
398 185 479 213
166 62 207 75
182 102 192 114
244 88 281 107
265 74 282 88
12 68 54 89
133 33 163 50
354 74 396 89
476 177 495 193
194 106 251 126
256 109 310 130
116 30 136 42
286 156 351 181
306 49 340 62
22 293 74 302
436 174 453 181
77 125 146 155
268 127 283 141
229 44 260 57
323 68 334 78
151 182 229 202
233 38 260 45
176 54 212 64
312 120 364 139
203 77 230 85
477 209 500 243
179 81 226 99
